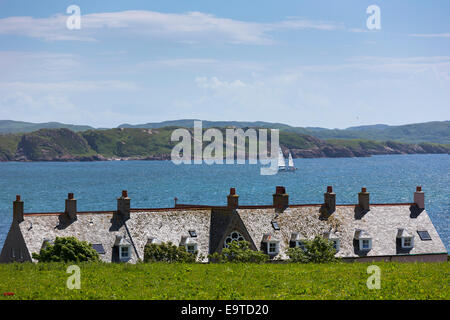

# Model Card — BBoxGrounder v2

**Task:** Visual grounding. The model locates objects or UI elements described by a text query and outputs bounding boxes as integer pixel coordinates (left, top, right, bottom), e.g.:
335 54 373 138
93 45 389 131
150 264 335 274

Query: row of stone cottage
0 186 447 263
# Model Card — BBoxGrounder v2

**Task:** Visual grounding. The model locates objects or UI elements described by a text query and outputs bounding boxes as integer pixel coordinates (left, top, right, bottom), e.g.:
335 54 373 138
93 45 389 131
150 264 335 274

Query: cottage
0 186 447 263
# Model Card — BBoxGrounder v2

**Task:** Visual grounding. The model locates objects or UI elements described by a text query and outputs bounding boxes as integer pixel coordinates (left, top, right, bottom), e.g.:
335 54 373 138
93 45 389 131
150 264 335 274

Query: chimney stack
13 195 24 223
358 187 370 211
324 186 336 213
65 193 77 220
227 188 239 210
117 190 130 220
414 186 425 209
273 186 289 211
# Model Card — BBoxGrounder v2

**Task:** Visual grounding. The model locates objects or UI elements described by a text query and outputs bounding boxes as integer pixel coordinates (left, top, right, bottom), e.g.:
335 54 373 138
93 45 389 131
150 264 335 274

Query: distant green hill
0 120 94 134
0 119 449 145
307 121 450 145
119 120 450 145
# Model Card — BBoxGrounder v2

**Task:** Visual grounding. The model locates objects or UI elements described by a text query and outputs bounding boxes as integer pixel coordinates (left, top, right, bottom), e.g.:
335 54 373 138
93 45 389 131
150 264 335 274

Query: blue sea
0 154 448 251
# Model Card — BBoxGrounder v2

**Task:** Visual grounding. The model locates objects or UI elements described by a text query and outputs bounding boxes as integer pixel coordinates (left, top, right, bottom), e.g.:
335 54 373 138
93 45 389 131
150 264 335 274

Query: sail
278 147 286 168
288 152 294 168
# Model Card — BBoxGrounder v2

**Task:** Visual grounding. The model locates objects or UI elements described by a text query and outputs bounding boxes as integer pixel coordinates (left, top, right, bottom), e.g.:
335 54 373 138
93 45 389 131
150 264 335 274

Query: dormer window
331 238 340 252
119 246 131 260
402 237 414 248
290 233 306 251
295 240 306 251
397 229 414 249
180 236 198 255
114 235 132 262
186 243 198 254
267 241 279 255
355 229 372 251
262 234 280 255
360 239 372 250
324 231 340 252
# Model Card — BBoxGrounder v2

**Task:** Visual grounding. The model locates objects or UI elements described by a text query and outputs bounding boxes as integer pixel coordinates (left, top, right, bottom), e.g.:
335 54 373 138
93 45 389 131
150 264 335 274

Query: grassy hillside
0 127 448 161
16 129 96 160
0 262 448 300
81 127 176 157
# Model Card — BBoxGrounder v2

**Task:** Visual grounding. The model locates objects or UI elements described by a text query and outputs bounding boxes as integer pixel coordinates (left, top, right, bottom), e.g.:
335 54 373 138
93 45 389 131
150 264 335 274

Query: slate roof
7 199 447 263
237 204 446 259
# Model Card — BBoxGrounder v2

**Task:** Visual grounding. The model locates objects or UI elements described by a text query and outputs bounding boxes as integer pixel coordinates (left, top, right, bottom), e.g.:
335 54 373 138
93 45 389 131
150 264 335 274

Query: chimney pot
273 186 289 212
324 186 336 213
13 195 24 223
117 191 131 219
414 186 425 209
227 187 239 210
65 193 77 220
358 188 370 211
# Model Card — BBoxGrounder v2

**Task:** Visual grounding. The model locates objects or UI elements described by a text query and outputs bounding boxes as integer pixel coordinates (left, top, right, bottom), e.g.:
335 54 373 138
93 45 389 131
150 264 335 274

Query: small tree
287 236 337 263
209 241 268 263
32 236 100 262
144 242 197 263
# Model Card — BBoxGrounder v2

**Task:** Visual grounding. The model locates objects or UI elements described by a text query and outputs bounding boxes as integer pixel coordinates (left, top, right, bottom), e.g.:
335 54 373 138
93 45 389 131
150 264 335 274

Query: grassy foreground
0 262 448 300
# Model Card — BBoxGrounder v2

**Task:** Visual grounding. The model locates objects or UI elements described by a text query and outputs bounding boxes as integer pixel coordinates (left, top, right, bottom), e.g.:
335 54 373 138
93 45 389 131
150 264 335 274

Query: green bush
143 242 197 263
209 241 268 263
287 236 337 263
31 236 99 262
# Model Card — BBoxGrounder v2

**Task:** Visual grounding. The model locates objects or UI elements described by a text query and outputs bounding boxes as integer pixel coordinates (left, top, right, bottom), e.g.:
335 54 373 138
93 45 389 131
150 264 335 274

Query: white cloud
0 10 342 45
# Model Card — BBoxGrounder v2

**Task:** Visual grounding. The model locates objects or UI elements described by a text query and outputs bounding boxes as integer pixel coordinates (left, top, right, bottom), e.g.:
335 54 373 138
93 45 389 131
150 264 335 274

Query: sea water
0 154 448 250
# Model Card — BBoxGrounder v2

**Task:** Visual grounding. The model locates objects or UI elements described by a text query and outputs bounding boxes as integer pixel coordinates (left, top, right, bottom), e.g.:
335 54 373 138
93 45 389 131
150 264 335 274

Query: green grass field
0 262 448 300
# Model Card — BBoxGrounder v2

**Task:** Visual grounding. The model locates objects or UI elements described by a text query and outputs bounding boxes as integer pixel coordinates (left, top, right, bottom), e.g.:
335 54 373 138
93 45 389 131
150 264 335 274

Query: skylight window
189 230 197 237
417 230 431 241
92 243 105 254
271 221 280 230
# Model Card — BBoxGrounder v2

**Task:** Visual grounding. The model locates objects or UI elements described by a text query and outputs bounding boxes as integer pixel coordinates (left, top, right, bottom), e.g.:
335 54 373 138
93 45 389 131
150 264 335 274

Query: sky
0 0 449 129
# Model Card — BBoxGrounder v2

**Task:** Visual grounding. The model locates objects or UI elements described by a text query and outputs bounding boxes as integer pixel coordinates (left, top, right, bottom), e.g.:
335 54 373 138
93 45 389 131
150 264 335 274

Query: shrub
32 236 100 262
209 241 268 263
143 242 197 263
287 236 337 263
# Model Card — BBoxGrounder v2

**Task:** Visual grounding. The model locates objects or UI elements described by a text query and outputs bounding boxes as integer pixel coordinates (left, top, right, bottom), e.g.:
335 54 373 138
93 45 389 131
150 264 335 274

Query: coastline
0 151 447 162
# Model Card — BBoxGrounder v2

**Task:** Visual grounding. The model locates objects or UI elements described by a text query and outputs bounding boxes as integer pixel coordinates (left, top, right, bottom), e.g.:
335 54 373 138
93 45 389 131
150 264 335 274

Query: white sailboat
278 147 287 171
287 151 297 171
